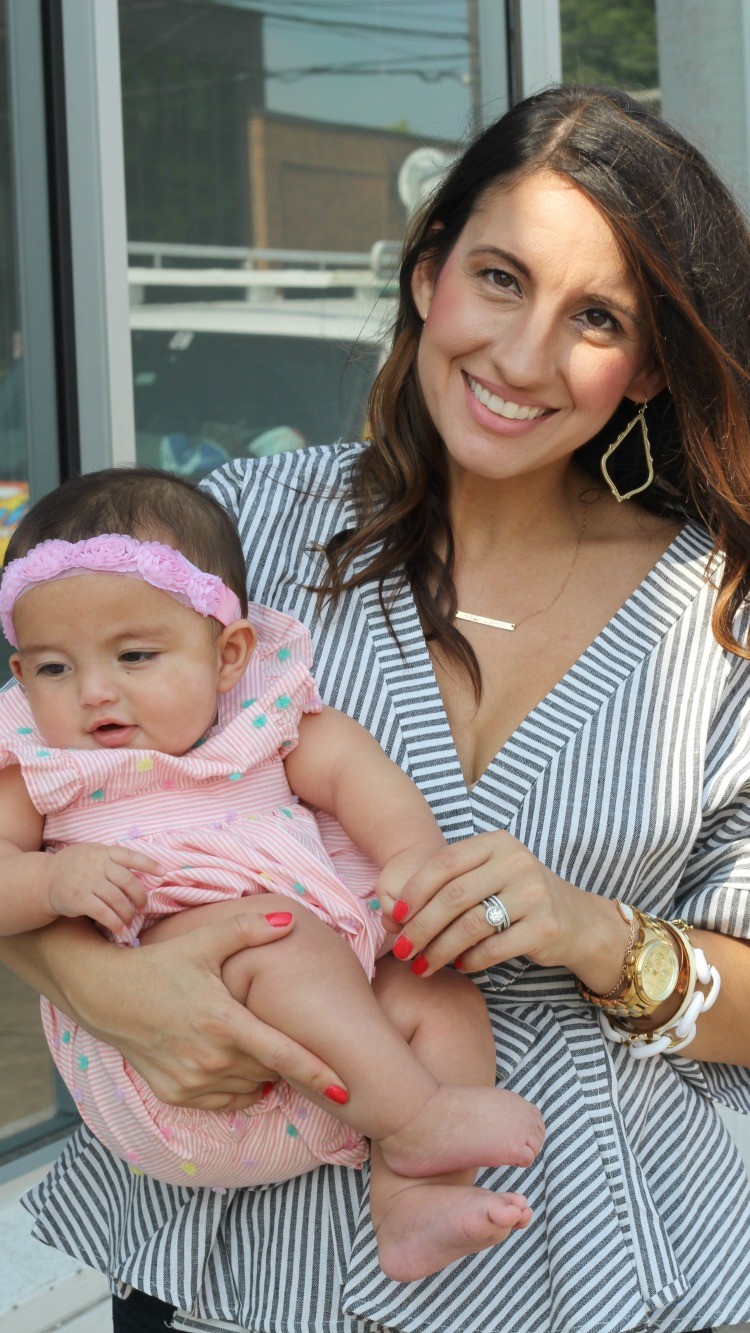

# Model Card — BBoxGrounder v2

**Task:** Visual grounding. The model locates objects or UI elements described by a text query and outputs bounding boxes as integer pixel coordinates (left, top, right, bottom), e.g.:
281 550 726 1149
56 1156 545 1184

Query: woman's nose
491 308 556 387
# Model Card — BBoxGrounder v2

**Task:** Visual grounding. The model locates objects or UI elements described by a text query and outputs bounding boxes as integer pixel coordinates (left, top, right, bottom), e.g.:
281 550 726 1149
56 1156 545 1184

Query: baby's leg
143 897 543 1179
368 957 533 1280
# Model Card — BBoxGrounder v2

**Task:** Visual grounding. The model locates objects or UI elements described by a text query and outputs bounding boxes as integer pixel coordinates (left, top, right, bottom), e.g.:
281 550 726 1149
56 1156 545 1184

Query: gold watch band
576 906 690 1020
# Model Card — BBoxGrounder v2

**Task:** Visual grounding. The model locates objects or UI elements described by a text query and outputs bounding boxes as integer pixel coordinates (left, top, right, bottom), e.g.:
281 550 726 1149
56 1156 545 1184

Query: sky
225 0 477 141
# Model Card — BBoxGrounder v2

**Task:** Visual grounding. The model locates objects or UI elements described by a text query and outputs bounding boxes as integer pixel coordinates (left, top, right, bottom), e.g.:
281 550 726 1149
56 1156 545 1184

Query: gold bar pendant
456 610 516 632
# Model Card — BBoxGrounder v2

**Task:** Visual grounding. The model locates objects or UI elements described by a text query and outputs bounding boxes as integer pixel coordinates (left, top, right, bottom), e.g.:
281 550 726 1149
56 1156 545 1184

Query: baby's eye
36 662 67 677
119 650 158 664
579 307 621 333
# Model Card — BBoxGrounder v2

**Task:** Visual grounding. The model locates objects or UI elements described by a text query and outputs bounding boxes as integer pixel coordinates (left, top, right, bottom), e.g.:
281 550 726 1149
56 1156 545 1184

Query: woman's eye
481 267 520 292
120 651 158 664
580 307 621 332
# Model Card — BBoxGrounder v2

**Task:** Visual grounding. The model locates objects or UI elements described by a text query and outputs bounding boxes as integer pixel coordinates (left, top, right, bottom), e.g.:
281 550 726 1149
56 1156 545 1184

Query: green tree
561 0 658 90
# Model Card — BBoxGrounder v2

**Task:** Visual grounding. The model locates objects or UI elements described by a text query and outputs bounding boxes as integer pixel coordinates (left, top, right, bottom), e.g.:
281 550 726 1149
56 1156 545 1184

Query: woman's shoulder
201 441 367 521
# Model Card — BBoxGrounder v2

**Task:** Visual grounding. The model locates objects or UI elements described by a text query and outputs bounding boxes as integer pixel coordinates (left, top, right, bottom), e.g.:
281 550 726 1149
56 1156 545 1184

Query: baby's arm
284 707 446 896
0 765 157 937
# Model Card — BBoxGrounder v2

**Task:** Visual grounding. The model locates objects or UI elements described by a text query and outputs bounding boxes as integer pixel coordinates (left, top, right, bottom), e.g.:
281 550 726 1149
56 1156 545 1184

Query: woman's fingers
387 830 584 976
391 833 503 919
391 851 529 969
224 1005 349 1107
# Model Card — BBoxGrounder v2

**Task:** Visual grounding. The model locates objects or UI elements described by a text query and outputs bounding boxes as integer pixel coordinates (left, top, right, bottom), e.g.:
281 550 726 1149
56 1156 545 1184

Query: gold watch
576 904 689 1020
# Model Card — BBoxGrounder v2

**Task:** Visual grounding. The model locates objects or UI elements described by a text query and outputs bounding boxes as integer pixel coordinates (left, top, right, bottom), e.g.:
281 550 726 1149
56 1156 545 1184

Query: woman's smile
463 372 556 427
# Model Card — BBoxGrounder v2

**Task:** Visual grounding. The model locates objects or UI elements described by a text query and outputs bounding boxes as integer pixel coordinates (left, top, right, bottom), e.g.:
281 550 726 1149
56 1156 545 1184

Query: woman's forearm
662 928 750 1066
0 912 353 1109
0 918 100 1019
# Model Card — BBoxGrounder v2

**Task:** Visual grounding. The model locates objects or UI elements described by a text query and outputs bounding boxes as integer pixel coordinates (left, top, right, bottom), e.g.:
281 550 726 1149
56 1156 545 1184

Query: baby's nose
78 670 118 706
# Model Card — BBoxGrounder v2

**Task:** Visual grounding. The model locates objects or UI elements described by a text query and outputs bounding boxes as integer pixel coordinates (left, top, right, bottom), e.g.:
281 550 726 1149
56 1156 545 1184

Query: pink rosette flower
80 535 140 570
184 572 222 618
136 543 196 597
22 540 77 581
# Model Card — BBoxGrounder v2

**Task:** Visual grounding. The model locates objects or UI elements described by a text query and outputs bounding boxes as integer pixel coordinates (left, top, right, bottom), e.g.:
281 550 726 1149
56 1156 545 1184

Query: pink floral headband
0 535 243 647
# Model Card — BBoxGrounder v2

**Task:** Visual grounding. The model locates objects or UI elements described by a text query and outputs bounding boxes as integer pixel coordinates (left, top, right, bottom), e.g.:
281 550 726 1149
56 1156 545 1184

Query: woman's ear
411 256 435 323
410 227 444 323
625 358 667 407
216 620 256 693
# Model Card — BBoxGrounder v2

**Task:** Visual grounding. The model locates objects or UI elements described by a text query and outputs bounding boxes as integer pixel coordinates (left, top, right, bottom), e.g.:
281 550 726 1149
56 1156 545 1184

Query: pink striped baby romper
0 604 388 1189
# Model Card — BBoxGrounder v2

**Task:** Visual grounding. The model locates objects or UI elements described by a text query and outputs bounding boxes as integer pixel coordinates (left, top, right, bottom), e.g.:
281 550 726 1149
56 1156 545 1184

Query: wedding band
483 895 511 933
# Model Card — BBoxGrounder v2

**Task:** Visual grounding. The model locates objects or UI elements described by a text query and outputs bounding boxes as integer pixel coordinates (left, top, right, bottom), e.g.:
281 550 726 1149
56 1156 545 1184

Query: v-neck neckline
347 506 712 835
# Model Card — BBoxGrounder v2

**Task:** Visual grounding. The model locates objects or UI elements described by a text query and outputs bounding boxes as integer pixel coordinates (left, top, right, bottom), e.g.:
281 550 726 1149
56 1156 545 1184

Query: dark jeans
112 1289 176 1330
113 1293 714 1333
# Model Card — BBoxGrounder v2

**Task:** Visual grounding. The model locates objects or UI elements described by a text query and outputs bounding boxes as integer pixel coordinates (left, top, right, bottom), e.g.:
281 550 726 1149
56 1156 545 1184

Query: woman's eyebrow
468 245 531 278
583 291 644 326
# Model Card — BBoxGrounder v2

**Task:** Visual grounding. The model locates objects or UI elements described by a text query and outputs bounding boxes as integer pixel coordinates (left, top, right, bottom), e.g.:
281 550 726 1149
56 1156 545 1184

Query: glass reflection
119 0 473 480
0 0 56 1144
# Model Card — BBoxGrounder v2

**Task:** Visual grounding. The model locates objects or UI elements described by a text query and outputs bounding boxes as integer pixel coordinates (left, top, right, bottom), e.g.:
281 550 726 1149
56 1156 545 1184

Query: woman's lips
465 373 553 420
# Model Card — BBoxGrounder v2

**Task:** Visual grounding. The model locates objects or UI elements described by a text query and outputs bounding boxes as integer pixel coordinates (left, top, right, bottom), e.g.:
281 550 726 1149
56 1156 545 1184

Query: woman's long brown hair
321 85 750 697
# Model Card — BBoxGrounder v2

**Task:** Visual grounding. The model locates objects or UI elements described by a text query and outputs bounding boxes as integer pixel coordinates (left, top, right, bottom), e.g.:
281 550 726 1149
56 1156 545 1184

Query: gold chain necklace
455 499 588 633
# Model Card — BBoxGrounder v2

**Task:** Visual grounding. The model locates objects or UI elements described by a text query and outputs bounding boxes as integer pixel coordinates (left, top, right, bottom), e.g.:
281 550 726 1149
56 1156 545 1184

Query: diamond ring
483 895 511 933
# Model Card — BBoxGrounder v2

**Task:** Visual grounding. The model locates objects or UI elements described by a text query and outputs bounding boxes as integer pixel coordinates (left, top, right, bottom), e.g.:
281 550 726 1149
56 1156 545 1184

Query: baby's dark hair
4 467 248 615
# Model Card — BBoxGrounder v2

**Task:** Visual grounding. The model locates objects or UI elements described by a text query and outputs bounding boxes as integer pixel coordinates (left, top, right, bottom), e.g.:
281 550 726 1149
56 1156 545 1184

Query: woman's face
411 169 664 487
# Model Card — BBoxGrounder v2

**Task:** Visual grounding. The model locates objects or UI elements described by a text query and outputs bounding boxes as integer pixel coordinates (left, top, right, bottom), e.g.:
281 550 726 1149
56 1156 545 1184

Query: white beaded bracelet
597 945 721 1059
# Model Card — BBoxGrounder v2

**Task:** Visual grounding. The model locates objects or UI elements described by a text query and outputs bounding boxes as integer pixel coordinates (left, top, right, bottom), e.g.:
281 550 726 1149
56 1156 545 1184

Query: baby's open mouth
90 721 137 745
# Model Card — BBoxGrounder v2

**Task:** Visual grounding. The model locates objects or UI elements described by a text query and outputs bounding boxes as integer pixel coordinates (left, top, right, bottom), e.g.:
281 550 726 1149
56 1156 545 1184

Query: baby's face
9 573 223 753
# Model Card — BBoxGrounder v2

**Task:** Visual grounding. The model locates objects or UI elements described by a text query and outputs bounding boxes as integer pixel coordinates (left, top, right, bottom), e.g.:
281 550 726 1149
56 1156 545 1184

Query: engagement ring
483 895 511 933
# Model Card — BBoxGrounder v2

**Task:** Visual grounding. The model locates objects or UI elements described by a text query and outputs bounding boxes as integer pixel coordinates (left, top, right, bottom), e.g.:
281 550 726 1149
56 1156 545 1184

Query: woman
3 84 750 1333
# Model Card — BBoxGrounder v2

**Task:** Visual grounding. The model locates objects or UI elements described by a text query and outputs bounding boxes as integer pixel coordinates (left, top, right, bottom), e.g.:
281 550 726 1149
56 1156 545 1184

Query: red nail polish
392 899 409 924
411 954 429 975
393 936 412 960
260 1081 275 1098
265 911 293 927
324 1084 349 1105
454 956 464 971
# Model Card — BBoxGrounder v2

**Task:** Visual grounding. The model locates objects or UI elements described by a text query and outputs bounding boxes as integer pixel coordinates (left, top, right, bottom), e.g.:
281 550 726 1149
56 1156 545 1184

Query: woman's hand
0 913 348 1112
382 830 630 993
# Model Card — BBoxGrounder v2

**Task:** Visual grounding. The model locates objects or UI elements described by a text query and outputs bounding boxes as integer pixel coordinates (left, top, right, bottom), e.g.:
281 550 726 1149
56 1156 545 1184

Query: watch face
639 940 680 1003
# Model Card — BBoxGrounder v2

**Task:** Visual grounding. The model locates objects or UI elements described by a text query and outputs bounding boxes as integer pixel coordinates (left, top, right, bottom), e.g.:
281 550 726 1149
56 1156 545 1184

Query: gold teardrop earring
600 400 654 503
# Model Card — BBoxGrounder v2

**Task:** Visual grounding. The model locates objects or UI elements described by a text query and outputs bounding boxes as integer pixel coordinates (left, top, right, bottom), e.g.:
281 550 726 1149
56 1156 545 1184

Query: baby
0 467 543 1282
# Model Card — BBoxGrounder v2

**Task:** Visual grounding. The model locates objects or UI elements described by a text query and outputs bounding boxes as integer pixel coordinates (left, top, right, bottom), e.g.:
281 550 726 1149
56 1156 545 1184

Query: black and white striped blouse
24 444 750 1333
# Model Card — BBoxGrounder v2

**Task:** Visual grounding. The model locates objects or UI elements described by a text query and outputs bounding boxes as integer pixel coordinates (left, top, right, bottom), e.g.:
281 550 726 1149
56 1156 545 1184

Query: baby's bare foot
379 1085 544 1179
376 1183 531 1282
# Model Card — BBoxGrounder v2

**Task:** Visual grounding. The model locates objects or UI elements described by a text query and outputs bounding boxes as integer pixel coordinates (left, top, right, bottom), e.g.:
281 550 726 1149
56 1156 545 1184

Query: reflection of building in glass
119 0 265 246
248 112 451 252
118 1 455 254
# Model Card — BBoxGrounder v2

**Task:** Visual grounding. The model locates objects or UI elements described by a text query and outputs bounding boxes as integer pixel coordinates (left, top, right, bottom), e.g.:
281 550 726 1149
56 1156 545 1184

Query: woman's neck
447 462 587 563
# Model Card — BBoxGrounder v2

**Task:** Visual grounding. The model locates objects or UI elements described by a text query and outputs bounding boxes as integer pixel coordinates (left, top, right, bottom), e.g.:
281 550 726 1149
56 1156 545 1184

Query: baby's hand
46 843 160 937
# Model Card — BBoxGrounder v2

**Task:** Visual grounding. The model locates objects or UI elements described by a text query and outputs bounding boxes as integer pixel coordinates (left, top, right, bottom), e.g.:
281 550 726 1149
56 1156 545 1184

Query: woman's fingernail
393 936 413 960
411 954 429 975
454 956 464 970
324 1084 349 1105
392 900 409 924
265 911 293 927
260 1081 275 1098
